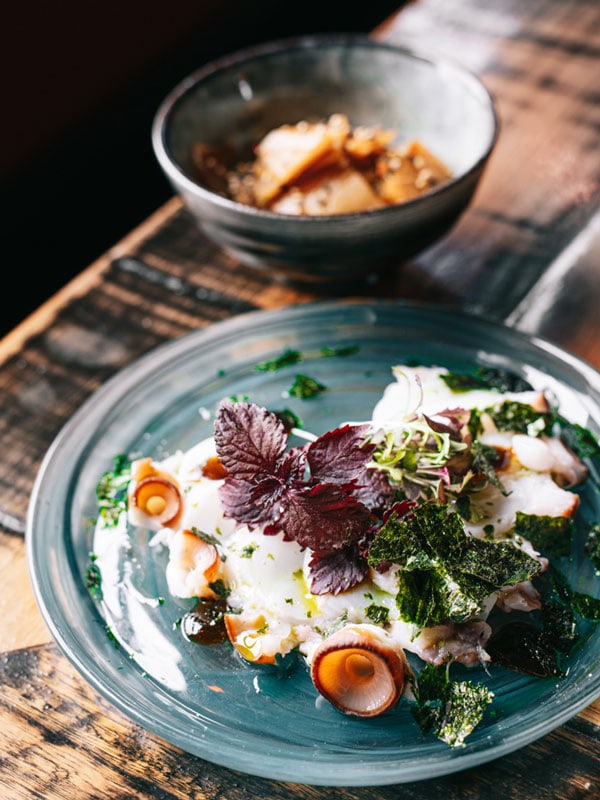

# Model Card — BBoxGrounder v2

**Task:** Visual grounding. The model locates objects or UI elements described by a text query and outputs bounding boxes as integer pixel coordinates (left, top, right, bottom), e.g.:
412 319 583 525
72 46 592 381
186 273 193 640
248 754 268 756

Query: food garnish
90 363 600 747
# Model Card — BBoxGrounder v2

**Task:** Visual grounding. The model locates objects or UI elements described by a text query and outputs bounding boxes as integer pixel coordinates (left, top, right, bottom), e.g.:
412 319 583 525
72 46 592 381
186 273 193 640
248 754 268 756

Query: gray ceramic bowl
152 34 499 286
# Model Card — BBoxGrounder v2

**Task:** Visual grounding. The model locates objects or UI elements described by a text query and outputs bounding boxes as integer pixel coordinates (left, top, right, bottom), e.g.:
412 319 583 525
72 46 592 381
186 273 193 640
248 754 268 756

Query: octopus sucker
223 613 295 665
128 458 183 529
309 624 410 717
164 528 221 599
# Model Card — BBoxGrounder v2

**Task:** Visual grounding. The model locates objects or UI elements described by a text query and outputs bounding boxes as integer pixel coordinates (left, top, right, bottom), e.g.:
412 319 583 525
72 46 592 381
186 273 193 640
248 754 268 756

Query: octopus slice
482 432 588 489
164 528 221 599
224 613 295 665
466 470 580 540
409 620 492 667
495 580 542 613
128 457 183 530
309 623 410 717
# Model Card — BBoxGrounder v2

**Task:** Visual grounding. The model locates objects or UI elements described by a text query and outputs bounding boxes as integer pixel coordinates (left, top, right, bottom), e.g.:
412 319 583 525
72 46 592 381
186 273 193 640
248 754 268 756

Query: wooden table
2 1 599 797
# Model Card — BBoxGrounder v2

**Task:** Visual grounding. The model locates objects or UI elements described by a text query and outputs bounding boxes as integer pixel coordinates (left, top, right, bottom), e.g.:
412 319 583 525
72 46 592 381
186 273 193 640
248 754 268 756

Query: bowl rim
151 32 500 223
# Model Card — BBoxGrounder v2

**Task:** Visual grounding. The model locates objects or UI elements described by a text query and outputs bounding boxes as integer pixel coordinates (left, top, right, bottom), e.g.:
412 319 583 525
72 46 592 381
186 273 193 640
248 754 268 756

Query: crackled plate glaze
27 299 600 786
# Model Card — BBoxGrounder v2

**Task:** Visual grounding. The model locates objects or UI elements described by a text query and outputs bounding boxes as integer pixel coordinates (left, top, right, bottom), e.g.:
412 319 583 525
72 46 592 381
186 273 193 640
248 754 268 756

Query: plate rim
26 298 600 786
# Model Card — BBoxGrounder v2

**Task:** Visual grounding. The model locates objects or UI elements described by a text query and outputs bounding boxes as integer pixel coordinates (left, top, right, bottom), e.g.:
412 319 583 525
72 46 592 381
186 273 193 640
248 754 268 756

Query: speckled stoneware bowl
152 34 499 286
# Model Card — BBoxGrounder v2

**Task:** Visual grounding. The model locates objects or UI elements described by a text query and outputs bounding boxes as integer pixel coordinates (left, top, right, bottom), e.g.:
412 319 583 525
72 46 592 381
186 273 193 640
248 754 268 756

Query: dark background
2 1 402 338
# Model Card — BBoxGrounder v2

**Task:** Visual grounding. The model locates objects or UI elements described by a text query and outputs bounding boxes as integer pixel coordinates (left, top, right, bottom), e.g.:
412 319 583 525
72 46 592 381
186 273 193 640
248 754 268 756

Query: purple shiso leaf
214 400 287 480
278 483 375 550
308 544 369 595
354 466 397 513
214 399 376 550
218 476 283 528
306 424 375 484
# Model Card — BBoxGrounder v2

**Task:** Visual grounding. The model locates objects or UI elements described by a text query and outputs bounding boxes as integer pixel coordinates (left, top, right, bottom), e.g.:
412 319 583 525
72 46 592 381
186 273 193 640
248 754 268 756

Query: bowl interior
159 36 497 192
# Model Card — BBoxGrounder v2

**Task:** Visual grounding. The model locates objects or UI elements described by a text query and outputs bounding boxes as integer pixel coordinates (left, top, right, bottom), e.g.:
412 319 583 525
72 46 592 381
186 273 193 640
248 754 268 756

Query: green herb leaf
485 401 553 435
365 603 390 626
85 558 102 601
96 455 130 527
273 407 303 433
319 345 359 358
256 349 303 371
208 579 231 600
189 528 221 547
289 374 327 399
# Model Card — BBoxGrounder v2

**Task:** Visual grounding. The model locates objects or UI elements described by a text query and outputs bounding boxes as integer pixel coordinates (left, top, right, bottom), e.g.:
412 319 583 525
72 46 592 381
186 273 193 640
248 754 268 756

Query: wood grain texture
1 1 599 797
1 644 598 800
380 0 600 326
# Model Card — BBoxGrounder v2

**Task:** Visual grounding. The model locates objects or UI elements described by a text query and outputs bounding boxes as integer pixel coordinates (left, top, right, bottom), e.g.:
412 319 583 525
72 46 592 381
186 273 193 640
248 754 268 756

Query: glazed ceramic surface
27 300 600 786
152 36 498 283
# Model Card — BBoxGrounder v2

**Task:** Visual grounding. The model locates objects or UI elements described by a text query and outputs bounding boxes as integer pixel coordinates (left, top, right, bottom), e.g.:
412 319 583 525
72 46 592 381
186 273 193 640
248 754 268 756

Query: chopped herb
85 558 102 601
289 374 327 399
485 401 553 435
190 527 221 546
319 345 359 358
256 349 303 371
256 621 269 635
256 345 359 373
96 455 130 527
274 408 303 433
208 579 231 600
105 625 120 649
365 603 390 626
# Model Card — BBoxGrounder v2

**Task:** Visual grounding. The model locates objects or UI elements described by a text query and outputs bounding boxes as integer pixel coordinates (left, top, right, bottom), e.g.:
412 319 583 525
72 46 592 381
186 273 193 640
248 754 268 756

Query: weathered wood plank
1 2 599 798
376 0 600 322
0 643 598 800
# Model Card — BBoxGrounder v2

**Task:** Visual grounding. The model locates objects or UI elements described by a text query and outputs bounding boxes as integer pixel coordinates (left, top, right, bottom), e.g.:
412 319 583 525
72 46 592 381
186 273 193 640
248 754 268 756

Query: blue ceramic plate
26 299 600 786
